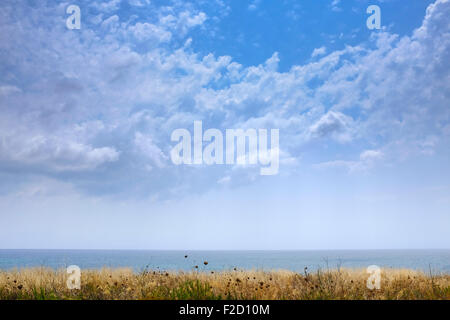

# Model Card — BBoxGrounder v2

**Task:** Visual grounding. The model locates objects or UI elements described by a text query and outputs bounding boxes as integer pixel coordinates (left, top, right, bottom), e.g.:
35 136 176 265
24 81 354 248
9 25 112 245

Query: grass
0 267 449 300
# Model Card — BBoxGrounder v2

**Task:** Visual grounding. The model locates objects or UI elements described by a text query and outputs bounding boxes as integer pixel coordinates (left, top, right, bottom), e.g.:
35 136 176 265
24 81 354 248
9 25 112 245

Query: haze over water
1 250 449 273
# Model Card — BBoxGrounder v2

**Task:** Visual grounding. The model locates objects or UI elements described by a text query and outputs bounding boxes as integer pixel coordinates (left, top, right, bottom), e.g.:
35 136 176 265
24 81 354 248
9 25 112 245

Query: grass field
0 267 449 300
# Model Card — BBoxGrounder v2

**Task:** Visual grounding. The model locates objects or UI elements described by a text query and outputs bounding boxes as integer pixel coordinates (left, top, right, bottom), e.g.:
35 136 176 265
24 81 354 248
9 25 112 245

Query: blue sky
0 0 449 249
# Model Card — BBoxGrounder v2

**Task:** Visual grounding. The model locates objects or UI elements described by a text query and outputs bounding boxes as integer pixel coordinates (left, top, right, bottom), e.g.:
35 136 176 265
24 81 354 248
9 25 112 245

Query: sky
0 0 449 250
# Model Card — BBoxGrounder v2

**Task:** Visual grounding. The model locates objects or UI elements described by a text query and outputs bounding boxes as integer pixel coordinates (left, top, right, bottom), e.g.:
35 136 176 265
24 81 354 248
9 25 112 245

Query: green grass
0 267 449 300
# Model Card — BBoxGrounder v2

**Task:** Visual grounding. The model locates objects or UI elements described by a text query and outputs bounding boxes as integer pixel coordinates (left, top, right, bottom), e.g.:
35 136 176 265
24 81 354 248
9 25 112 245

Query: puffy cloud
160 10 207 36
311 47 327 58
0 134 119 171
128 22 172 42
359 150 383 162
134 132 167 168
309 111 354 143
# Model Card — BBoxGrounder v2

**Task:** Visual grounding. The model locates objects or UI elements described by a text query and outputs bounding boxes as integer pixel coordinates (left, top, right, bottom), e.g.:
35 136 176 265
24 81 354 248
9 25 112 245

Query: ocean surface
1 250 450 273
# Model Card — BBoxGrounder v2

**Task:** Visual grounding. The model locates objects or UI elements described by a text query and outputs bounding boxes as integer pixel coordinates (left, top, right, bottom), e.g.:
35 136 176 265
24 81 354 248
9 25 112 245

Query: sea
1 249 449 273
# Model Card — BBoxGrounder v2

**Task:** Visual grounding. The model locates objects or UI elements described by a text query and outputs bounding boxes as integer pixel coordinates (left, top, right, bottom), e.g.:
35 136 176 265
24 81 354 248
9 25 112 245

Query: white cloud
128 22 172 42
134 132 167 168
91 0 122 13
314 149 384 173
160 11 207 36
0 134 119 171
101 14 120 31
309 111 354 143
311 47 327 58
128 0 150 7
331 0 342 12
0 85 21 96
217 175 231 185
248 0 261 11
360 150 383 161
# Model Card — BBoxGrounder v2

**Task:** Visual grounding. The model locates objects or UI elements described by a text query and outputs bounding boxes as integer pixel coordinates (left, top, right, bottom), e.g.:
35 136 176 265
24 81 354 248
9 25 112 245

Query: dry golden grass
0 267 449 300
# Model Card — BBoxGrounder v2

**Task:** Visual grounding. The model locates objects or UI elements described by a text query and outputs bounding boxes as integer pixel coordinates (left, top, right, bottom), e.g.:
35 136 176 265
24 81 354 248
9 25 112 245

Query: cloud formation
0 0 449 199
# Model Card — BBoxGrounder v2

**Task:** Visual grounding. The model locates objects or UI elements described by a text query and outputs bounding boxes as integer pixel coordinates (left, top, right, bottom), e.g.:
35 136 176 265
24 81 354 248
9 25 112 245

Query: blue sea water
0 250 449 273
